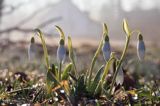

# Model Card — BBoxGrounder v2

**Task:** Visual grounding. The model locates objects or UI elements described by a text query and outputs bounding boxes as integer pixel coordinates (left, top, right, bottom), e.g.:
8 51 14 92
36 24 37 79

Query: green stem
87 39 103 85
72 60 78 78
59 62 62 81
109 36 130 95
35 29 50 69
94 57 115 95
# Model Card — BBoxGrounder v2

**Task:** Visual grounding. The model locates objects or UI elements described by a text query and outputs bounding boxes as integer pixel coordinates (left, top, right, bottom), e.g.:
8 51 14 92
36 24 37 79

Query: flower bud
137 34 145 61
102 36 111 61
28 37 36 61
57 39 66 63
116 67 124 85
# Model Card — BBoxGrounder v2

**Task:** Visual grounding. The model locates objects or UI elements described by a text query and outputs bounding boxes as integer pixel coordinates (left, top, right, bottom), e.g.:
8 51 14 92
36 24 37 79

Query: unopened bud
57 44 66 63
102 36 111 61
59 39 64 45
28 37 36 61
137 34 145 61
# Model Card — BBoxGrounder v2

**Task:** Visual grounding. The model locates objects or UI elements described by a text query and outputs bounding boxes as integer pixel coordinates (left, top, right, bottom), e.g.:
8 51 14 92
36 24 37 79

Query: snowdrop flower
57 39 66 63
137 34 145 61
102 35 111 61
28 37 36 61
116 67 124 85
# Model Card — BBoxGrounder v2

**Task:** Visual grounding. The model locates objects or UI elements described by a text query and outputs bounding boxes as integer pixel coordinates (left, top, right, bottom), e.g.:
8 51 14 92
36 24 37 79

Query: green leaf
138 90 152 98
123 19 130 36
88 65 104 94
68 36 77 77
75 75 86 96
94 53 115 95
68 36 74 59
93 65 104 86
51 64 57 76
47 68 59 85
46 68 59 93
101 53 115 82
55 25 65 41
62 63 73 80
87 37 103 85
34 29 50 69
94 81 102 96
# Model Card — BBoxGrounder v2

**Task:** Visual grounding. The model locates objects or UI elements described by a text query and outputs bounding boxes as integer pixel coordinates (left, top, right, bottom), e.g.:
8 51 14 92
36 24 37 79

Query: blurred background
0 0 159 78
0 0 160 44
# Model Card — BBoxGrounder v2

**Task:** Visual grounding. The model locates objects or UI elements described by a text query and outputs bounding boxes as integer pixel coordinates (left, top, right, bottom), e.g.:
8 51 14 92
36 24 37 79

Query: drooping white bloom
102 36 111 61
28 37 36 61
116 67 124 85
137 34 145 61
57 39 66 63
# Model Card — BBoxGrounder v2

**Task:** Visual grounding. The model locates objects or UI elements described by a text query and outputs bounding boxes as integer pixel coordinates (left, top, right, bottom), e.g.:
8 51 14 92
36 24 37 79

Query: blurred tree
0 0 4 23
0 1 62 36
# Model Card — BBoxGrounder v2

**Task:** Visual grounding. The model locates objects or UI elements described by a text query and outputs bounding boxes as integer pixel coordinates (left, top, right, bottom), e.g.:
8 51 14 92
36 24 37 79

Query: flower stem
109 36 130 95
59 62 62 81
87 39 103 85
35 29 50 69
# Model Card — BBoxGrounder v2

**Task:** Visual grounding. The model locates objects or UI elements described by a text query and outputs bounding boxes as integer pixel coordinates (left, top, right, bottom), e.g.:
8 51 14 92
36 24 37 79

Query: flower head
57 39 66 63
102 35 111 61
137 34 145 61
28 37 36 61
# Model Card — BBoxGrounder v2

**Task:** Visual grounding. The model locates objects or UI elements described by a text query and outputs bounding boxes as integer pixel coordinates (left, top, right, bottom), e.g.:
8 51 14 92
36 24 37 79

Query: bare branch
0 27 52 36
2 1 31 15
16 3 54 26
38 17 62 28
0 2 61 36
0 16 62 36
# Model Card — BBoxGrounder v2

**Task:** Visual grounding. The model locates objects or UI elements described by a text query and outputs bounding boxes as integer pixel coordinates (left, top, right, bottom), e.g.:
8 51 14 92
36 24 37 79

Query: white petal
28 43 36 61
57 45 66 63
102 42 111 61
116 68 124 85
137 41 145 61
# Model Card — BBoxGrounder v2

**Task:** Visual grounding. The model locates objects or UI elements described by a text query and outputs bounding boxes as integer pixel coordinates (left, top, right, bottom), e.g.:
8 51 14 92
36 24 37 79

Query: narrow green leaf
87 23 108 85
94 81 102 96
75 75 86 96
68 36 74 59
94 54 115 95
88 65 104 94
93 65 104 85
101 52 115 82
47 68 59 85
55 25 65 41
34 29 50 69
46 68 59 93
123 19 130 36
62 63 73 80
87 38 103 85
51 64 58 78
68 36 77 77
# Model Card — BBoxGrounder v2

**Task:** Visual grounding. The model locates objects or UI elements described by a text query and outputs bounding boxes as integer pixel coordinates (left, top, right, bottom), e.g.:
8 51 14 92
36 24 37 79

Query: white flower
116 67 124 85
102 39 111 61
28 37 36 61
137 34 145 61
57 39 66 63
